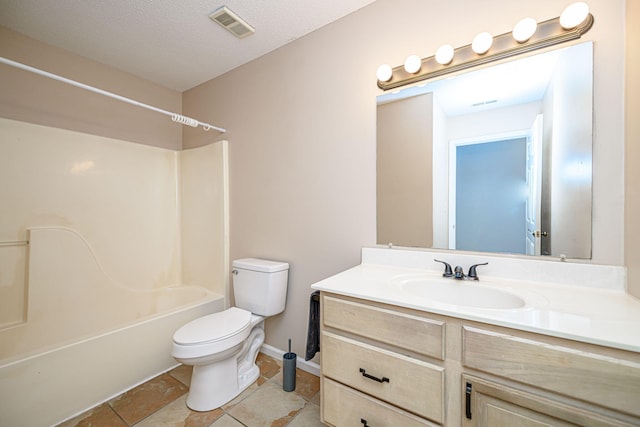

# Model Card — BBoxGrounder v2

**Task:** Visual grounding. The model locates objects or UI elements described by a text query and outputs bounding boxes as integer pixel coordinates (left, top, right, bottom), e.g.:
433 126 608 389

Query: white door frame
448 129 530 250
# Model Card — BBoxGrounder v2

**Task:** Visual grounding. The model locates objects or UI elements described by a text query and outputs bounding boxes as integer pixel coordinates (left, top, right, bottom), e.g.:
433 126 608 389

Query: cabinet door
463 375 638 427
471 389 578 426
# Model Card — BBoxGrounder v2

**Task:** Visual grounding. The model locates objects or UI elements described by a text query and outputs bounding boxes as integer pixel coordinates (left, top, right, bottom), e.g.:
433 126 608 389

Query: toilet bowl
172 258 289 411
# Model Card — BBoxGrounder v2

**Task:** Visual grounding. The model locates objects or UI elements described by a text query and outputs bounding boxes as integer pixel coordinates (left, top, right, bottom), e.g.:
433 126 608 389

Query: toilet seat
174 307 251 346
172 307 252 359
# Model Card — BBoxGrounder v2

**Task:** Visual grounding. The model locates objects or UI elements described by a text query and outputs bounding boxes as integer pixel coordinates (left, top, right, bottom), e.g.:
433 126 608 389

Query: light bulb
472 32 493 54
560 2 590 29
404 55 422 74
435 45 454 65
376 64 393 82
512 17 537 43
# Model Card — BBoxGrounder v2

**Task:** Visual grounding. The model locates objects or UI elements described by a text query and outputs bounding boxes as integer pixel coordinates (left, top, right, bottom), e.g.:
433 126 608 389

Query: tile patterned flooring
57 353 323 427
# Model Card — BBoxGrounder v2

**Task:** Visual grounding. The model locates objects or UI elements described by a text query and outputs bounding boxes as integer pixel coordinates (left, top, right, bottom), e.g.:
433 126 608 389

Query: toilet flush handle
232 269 239 275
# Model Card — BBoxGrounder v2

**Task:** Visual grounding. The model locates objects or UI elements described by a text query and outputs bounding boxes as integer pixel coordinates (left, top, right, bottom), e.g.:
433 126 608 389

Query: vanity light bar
377 4 594 91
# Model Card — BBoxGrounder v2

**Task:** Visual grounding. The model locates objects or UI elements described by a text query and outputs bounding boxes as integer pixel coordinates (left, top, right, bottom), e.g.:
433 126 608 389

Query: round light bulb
376 64 393 82
472 32 493 54
512 17 537 43
560 2 590 29
404 55 422 74
435 44 455 65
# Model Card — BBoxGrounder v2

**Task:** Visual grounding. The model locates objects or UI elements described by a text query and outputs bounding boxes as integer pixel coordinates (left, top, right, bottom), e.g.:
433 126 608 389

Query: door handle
465 382 472 419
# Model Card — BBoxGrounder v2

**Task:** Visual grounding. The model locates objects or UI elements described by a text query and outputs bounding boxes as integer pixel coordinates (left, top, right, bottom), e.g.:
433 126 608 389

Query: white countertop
311 248 640 353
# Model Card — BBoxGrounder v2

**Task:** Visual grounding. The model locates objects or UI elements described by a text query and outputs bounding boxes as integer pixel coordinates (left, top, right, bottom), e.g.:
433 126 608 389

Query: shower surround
0 118 228 427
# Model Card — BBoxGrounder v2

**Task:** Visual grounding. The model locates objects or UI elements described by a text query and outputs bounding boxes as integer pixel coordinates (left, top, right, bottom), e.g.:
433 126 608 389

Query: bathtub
0 285 224 427
0 228 226 427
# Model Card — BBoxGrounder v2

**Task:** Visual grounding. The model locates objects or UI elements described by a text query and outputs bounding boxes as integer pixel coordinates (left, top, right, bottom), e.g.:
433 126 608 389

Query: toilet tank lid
233 258 289 273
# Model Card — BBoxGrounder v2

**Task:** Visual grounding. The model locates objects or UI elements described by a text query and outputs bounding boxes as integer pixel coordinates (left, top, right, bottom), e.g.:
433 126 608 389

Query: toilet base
185 325 265 411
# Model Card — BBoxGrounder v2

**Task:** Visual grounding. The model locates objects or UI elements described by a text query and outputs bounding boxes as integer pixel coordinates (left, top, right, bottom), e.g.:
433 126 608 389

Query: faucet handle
434 259 453 277
467 263 488 280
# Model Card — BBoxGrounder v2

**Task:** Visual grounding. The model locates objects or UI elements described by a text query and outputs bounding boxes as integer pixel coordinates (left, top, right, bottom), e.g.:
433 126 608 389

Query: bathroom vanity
311 248 640 427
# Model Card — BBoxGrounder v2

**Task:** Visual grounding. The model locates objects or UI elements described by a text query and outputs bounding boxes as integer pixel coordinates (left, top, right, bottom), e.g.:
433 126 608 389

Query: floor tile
227 381 307 427
133 395 224 427
169 363 193 386
109 373 188 425
57 403 127 427
221 381 259 411
256 352 281 379
287 403 324 427
292 369 321 401
273 367 321 400
309 390 321 406
210 414 246 426
54 353 321 427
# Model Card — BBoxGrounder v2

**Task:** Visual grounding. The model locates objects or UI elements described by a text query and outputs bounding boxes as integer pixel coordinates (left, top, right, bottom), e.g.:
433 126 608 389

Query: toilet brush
283 338 297 392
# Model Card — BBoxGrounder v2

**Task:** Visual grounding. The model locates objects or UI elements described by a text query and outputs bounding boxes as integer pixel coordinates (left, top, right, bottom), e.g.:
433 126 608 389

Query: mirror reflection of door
525 115 544 255
449 123 543 254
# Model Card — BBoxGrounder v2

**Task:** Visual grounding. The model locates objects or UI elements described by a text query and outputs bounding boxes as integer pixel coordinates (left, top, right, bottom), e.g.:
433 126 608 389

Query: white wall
181 141 229 299
548 43 593 259
183 0 627 358
625 0 640 299
0 118 182 295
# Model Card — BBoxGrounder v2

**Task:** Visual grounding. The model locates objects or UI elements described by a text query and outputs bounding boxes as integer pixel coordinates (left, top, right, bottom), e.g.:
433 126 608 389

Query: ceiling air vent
209 6 255 39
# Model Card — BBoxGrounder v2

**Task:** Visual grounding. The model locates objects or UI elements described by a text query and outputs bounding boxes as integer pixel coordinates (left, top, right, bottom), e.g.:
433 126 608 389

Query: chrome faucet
435 259 488 281
454 265 465 279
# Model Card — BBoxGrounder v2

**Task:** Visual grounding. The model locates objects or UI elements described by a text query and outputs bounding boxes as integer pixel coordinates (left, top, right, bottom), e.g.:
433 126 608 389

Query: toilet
172 258 289 411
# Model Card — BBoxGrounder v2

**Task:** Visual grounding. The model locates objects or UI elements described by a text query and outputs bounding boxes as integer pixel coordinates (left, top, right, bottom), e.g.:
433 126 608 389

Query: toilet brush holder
283 338 296 392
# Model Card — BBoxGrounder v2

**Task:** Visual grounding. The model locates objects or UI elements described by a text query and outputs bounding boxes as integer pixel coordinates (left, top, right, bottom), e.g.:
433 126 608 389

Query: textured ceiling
0 0 376 91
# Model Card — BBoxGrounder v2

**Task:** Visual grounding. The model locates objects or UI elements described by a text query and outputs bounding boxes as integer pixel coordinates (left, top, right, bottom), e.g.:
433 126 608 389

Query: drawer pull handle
360 418 370 427
465 382 472 419
359 368 389 383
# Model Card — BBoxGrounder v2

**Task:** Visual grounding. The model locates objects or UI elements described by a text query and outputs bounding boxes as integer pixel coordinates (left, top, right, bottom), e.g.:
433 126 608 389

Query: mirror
377 42 592 258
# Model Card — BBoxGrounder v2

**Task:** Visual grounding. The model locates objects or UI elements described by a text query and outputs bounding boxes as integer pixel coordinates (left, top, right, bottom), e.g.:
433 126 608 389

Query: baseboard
260 343 320 377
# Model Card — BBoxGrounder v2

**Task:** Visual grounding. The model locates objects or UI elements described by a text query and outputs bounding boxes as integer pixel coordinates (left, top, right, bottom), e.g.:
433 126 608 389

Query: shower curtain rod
0 57 226 133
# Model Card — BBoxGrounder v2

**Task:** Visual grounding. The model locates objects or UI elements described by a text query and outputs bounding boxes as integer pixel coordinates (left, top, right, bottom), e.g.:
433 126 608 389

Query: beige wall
625 0 640 299
0 26 182 150
183 0 628 357
377 94 433 248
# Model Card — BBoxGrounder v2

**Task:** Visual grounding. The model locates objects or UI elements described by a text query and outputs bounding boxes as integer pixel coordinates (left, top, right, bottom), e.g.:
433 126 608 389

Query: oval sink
393 277 526 309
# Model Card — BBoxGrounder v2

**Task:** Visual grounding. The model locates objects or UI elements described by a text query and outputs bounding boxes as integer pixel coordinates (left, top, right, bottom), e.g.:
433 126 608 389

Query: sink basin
392 276 526 309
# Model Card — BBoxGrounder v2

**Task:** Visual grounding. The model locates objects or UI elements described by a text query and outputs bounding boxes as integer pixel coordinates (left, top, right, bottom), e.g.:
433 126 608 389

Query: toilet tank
232 258 289 316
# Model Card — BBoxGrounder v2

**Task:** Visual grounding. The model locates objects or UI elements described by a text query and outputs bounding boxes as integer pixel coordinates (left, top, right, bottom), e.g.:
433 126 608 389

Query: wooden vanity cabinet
462 375 637 427
461 326 640 427
320 293 445 426
319 292 640 427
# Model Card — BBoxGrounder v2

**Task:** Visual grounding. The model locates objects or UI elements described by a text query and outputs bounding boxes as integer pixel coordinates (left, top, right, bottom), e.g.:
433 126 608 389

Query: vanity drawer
322 294 445 360
322 331 444 423
322 377 439 427
462 326 640 417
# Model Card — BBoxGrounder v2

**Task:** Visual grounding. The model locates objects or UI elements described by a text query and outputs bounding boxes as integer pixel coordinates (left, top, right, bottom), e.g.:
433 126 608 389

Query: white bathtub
0 285 224 427
0 228 225 427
